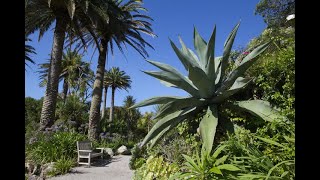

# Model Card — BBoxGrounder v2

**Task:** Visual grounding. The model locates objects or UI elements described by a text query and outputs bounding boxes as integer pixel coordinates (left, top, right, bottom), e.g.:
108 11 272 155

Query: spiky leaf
149 117 184 148
218 22 240 85
143 70 200 97
200 105 218 154
217 42 270 93
205 26 217 92
212 145 227 159
170 39 200 71
130 96 184 109
216 164 241 171
214 155 229 166
159 80 177 87
140 107 196 147
215 57 222 85
212 77 252 103
255 136 286 148
232 100 286 122
188 65 212 98
154 97 206 119
193 26 207 68
178 37 201 67
183 154 201 172
210 167 223 175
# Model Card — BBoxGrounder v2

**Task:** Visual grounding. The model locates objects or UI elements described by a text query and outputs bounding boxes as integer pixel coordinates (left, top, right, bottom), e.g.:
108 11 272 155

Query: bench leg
88 157 91 168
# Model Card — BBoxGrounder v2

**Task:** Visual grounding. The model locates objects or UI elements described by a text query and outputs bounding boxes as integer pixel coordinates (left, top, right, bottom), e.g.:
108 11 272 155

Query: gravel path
49 155 134 180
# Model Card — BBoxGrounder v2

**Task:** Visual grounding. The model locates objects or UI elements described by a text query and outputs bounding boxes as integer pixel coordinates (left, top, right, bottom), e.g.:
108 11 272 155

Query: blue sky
25 0 266 113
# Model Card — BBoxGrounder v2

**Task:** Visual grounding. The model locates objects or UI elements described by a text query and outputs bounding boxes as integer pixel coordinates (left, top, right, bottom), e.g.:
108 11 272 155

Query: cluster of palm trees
25 0 155 140
38 49 94 103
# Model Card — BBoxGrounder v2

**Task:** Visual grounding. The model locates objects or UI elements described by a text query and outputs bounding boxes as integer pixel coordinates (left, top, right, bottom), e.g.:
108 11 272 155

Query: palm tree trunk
39 17 67 131
101 87 108 120
88 39 108 141
109 86 115 123
62 79 69 103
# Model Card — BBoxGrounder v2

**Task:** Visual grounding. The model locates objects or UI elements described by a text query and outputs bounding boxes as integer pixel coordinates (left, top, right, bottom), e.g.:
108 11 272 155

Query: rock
25 161 40 175
28 175 43 180
25 162 35 174
40 162 55 179
117 145 130 155
104 148 114 157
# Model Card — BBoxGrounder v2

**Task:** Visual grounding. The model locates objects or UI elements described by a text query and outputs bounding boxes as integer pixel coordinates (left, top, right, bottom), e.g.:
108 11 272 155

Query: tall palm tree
104 67 132 124
38 49 93 103
25 0 112 130
101 69 111 120
25 0 94 130
25 36 36 70
73 0 155 140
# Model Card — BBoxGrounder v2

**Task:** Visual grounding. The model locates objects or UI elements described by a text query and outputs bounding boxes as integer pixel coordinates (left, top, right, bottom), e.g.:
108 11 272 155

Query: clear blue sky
25 0 266 113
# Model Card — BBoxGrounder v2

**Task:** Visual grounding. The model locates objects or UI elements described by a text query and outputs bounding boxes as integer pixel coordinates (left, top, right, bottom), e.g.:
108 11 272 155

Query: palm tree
60 49 94 101
123 95 140 139
38 49 93 103
25 0 96 130
25 36 36 70
26 0 112 130
104 67 132 124
101 69 111 120
73 0 155 140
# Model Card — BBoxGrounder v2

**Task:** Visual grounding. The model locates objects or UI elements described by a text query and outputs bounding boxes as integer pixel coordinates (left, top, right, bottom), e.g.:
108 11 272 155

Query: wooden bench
77 141 104 167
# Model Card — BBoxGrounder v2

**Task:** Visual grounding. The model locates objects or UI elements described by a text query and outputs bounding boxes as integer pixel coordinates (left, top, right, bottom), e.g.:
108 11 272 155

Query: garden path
49 155 133 180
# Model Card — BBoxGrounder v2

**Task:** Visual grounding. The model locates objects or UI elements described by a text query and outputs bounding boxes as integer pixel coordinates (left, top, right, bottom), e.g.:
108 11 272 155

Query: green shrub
26 131 87 164
130 144 147 170
55 95 90 132
94 132 139 153
222 123 295 179
47 157 75 177
174 145 240 180
246 27 295 121
148 134 200 165
133 156 179 180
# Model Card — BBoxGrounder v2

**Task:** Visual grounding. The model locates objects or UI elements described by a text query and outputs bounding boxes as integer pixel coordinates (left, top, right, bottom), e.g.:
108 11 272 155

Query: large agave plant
131 23 286 153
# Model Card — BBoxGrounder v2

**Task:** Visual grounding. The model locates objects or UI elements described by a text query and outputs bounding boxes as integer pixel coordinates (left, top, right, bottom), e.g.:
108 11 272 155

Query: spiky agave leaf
218 22 241 85
129 96 184 109
212 77 253 103
142 70 200 97
231 100 287 122
139 107 197 147
170 39 200 71
199 105 218 154
153 97 207 119
193 26 208 68
149 107 200 148
205 25 217 90
188 65 213 98
217 42 271 93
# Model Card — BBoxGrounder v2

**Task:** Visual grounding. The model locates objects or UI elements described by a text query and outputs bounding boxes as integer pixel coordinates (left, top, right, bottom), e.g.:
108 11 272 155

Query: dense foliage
25 1 294 179
131 4 295 179
255 0 295 27
26 132 87 164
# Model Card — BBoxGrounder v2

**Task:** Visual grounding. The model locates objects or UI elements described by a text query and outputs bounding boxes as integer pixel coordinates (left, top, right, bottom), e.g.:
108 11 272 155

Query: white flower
286 14 295 21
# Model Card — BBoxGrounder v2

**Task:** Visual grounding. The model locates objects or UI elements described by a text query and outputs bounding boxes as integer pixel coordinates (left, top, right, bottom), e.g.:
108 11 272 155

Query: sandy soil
49 155 134 180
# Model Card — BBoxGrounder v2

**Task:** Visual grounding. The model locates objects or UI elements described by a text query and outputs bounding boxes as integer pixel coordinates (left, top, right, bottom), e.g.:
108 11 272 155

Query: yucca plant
131 23 286 154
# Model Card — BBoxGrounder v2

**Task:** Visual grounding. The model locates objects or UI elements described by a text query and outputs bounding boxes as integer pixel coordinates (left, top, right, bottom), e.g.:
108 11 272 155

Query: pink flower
242 51 249 55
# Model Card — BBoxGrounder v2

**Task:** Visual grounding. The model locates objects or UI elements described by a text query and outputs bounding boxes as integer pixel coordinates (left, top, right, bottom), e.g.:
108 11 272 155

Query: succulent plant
131 23 286 154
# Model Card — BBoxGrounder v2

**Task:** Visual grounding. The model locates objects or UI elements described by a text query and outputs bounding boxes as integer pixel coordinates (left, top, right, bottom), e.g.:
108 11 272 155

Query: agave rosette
131 23 286 153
